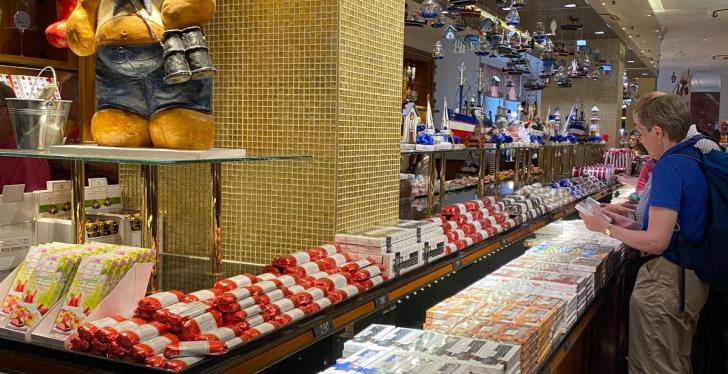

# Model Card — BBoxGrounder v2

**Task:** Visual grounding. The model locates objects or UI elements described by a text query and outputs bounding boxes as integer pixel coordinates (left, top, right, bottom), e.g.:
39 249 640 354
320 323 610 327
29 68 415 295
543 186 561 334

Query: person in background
720 120 728 144
580 94 709 374
0 82 50 192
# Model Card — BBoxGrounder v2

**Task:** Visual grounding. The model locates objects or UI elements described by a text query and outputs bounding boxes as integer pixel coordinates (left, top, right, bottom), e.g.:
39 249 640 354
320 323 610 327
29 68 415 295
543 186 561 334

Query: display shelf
0 184 619 374
0 146 310 165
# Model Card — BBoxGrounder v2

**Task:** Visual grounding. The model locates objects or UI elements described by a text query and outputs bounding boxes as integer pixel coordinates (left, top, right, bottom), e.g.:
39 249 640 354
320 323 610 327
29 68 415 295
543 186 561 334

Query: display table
0 183 621 374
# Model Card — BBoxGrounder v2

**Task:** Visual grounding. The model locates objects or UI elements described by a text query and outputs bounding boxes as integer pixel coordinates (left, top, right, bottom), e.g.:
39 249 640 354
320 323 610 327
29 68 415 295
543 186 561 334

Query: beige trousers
629 256 709 374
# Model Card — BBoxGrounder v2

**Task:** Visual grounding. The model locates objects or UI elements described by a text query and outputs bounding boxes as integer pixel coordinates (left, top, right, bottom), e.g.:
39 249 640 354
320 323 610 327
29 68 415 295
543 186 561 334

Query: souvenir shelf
0 146 311 291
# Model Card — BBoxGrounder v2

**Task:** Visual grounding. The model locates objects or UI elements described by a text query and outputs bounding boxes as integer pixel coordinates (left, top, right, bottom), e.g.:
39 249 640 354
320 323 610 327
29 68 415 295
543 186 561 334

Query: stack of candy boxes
65 244 387 371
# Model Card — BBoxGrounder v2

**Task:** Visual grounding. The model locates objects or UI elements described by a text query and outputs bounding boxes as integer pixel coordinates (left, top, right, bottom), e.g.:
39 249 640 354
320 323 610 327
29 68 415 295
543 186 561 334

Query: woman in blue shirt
581 94 709 374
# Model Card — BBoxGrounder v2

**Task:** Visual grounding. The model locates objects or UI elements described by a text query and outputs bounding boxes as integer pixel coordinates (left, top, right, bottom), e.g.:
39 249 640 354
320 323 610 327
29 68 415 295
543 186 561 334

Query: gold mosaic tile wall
120 0 403 266
336 0 404 233
541 39 625 147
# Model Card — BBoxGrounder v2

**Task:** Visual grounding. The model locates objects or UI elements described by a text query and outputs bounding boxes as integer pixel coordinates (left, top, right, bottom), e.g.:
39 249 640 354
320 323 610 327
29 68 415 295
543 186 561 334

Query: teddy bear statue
66 0 216 149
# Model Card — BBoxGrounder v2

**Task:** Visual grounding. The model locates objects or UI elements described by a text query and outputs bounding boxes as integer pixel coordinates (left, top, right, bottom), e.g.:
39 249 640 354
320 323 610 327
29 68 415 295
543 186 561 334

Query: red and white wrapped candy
196 325 241 342
425 216 447 225
262 265 282 275
357 275 386 290
272 299 334 327
492 212 506 224
442 203 468 217
164 341 228 358
166 356 204 372
90 337 109 354
480 196 497 206
128 333 179 362
289 287 327 306
77 315 127 342
107 340 130 358
184 288 224 303
146 354 168 368
118 321 167 348
441 221 458 233
284 262 323 278
222 303 264 322
216 288 289 313
248 276 296 296
273 251 311 268
314 273 354 292
261 297 298 316
134 307 156 320
67 334 90 352
138 290 186 311
241 322 279 340
453 211 482 226
162 302 210 326
327 284 365 303
214 274 258 292
468 232 485 243
95 318 147 344
339 259 373 274
351 265 383 282
181 311 225 341
445 243 457 255
308 244 342 259
445 229 467 242
297 271 330 285
315 253 351 270
214 287 253 306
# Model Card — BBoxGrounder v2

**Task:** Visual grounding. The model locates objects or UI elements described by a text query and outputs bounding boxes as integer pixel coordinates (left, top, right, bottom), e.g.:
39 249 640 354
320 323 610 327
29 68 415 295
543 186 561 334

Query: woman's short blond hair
634 94 691 142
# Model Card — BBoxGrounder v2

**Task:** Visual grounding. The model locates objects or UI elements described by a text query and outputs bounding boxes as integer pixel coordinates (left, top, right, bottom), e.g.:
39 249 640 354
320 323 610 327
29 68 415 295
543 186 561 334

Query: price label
374 294 389 307
313 319 334 338
453 255 463 270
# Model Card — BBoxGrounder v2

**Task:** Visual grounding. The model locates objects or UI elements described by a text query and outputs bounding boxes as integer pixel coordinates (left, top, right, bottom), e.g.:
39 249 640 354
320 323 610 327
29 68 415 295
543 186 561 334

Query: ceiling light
594 31 605 35
563 3 577 8
642 73 648 76
621 27 626 30
601 2 606 5
655 29 660 32
647 14 652 16
627 60 635 63
641 50 645 53
647 0 665 13
628 35 632 38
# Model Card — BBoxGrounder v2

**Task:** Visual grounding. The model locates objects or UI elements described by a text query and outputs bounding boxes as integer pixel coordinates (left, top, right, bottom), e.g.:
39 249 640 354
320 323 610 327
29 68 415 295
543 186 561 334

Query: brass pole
210 163 223 280
71 160 85 244
494 145 501 187
513 147 520 185
478 146 485 196
141 164 160 293
439 152 447 210
427 154 435 216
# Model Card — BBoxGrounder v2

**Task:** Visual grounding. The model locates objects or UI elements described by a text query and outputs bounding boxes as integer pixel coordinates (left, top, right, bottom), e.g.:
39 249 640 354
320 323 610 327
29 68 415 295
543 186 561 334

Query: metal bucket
6 98 72 150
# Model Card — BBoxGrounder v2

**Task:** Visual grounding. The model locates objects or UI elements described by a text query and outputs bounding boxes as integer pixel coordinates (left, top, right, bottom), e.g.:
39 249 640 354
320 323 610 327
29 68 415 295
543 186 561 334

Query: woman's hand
603 210 639 230
579 210 611 233
600 204 634 218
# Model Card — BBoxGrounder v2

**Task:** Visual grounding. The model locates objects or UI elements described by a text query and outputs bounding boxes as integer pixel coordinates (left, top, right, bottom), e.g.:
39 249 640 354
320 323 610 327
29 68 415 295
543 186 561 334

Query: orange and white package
327 284 365 303
196 325 241 342
357 275 387 290
222 302 264 323
273 251 311 268
181 310 225 341
261 297 299 316
313 273 354 292
307 244 342 259
444 242 457 255
108 340 130 358
351 264 383 282
138 290 186 312
146 354 168 368
95 318 147 343
77 315 127 342
153 301 193 323
214 287 254 307
164 340 229 358
297 271 330 285
216 288 289 313
213 273 258 292
248 276 296 296
128 333 179 362
183 288 224 303
468 232 485 244
66 334 90 352
274 297 334 327
118 321 167 348
340 259 374 273
166 356 204 372
283 261 323 278
241 322 280 340
315 253 351 270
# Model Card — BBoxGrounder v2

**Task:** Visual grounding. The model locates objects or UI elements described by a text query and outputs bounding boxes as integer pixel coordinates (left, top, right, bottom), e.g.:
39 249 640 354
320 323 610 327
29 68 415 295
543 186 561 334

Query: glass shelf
400 146 485 155
0 146 311 165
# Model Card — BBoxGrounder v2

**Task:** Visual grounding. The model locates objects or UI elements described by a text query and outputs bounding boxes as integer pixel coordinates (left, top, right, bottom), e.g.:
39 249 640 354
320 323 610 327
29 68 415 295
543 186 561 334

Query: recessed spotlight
441 10 449 14
627 60 635 63
647 13 652 16
641 50 645 53
564 3 577 8
655 29 660 32
621 27 626 30
642 73 648 76
594 31 605 35
628 35 633 38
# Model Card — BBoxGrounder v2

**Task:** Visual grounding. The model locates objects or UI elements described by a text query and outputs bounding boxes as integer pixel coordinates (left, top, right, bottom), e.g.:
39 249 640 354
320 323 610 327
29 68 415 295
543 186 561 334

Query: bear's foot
150 108 214 150
92 109 152 147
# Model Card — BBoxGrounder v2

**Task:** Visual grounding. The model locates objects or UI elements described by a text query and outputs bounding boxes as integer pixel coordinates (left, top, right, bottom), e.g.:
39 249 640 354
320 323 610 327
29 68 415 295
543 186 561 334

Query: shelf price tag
453 254 463 270
374 294 389 307
313 319 334 338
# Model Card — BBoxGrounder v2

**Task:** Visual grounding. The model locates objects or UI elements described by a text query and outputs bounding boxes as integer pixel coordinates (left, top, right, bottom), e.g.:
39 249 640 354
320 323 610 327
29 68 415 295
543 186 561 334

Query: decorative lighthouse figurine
589 105 600 136
435 98 455 150
416 96 437 151
400 101 419 151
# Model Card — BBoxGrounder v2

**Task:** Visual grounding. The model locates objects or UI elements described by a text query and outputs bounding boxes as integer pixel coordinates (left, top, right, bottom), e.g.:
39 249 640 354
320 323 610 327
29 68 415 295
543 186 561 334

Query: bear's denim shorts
96 44 212 118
